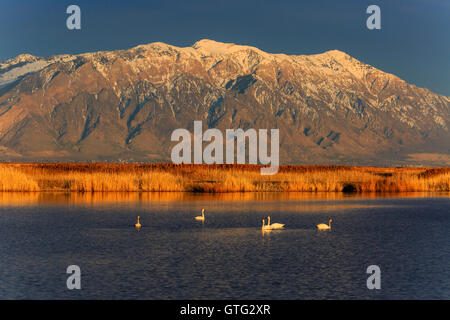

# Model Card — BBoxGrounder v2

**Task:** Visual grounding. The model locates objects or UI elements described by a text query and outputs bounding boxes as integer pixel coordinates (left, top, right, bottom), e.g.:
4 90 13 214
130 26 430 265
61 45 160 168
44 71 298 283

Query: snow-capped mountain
0 54 75 89
0 39 448 165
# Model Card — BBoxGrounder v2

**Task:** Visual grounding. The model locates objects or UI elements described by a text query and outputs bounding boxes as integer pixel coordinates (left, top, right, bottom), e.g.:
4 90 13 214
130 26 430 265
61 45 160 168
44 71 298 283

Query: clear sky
1 0 449 96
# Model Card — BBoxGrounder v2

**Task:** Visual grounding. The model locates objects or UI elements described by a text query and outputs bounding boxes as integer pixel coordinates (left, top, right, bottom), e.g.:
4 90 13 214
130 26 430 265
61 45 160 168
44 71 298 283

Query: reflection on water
0 192 449 299
0 191 448 205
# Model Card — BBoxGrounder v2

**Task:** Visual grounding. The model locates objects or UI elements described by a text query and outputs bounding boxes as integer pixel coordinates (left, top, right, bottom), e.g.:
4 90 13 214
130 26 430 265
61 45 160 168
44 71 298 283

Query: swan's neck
268 216 271 225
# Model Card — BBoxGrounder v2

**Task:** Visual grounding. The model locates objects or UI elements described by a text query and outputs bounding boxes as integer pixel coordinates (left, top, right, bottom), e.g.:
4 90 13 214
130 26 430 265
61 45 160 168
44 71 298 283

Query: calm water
0 192 449 299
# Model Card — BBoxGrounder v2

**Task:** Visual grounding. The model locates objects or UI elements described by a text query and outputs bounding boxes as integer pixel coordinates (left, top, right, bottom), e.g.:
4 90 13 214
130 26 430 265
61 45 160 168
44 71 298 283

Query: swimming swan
135 216 142 229
262 219 271 231
195 209 205 221
266 216 285 229
317 218 332 231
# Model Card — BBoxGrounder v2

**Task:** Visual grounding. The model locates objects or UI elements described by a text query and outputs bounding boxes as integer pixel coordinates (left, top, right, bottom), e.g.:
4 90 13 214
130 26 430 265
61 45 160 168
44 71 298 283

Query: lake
0 192 449 299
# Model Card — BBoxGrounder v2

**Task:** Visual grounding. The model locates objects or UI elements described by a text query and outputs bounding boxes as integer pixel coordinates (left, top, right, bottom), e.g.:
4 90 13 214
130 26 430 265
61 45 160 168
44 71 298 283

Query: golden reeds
0 163 448 193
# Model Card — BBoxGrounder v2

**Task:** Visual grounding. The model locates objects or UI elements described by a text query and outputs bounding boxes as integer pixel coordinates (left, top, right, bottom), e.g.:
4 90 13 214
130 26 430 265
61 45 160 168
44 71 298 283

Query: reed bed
0 163 448 193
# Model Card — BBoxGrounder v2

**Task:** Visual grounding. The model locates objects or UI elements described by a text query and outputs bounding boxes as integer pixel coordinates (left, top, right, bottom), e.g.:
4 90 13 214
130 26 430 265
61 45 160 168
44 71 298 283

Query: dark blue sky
1 0 449 95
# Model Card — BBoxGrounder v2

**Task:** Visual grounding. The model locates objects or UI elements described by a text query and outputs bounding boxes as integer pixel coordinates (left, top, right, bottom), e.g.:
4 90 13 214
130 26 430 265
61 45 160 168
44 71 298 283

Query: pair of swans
261 216 332 231
262 216 285 230
135 209 206 229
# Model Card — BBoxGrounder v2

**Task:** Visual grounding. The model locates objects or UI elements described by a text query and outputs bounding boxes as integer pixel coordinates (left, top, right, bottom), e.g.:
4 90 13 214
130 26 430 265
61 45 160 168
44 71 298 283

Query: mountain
0 39 449 165
0 54 75 89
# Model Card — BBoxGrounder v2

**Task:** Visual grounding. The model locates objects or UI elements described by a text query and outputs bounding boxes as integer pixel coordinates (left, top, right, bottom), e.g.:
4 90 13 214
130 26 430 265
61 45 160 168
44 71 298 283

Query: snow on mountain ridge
0 54 76 88
0 54 39 70
0 40 427 97
71 40 447 131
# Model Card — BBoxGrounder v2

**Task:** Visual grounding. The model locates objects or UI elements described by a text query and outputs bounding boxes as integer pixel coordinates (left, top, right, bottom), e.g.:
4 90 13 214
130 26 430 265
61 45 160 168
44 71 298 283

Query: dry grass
0 166 40 191
0 163 448 193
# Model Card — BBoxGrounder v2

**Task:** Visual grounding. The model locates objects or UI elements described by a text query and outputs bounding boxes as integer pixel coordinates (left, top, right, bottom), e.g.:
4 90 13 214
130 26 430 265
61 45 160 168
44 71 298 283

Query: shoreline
0 163 448 193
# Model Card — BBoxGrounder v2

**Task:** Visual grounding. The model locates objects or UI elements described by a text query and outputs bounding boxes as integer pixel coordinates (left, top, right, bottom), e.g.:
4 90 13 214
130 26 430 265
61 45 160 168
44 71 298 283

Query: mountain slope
0 39 448 165
0 54 75 89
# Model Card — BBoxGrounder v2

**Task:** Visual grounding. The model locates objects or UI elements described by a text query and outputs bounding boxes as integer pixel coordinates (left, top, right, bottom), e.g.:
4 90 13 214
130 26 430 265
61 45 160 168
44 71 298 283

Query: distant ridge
0 40 448 165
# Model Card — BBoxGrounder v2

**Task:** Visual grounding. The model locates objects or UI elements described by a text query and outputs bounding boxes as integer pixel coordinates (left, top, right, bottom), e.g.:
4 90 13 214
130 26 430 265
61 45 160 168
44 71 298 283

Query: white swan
262 219 271 231
266 216 285 229
195 208 205 221
317 218 332 231
135 216 142 229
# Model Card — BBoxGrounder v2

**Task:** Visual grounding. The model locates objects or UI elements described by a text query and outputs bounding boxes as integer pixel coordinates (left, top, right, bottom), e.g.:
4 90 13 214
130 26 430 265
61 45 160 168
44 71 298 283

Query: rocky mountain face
0 39 448 165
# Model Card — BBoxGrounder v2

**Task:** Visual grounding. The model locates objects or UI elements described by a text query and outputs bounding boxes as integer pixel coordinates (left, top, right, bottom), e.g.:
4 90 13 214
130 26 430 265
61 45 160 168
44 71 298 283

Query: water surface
0 192 449 299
